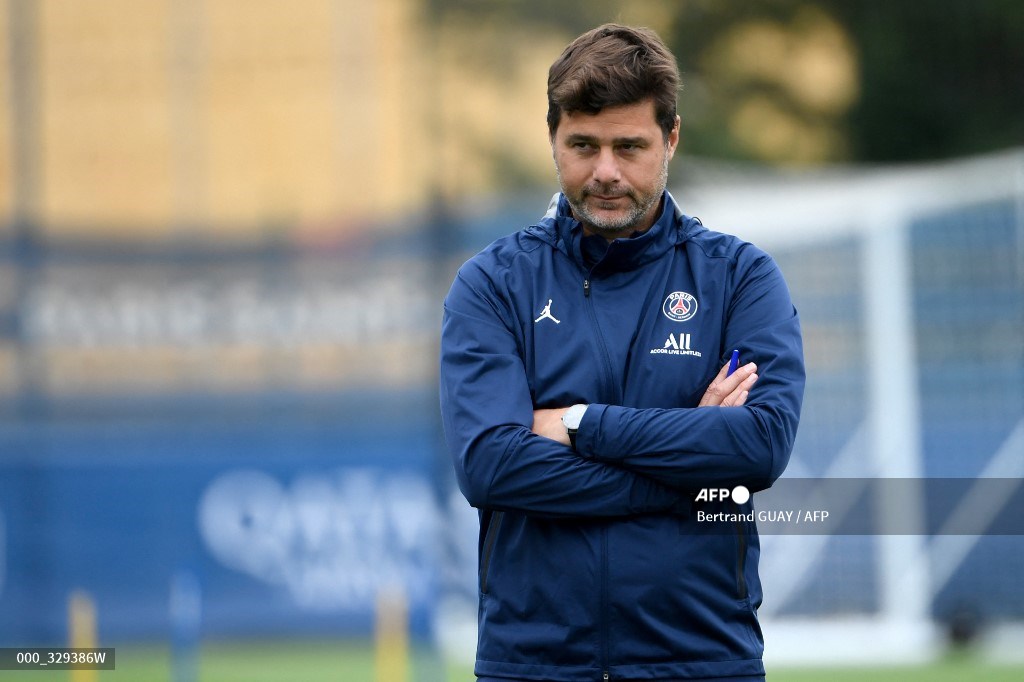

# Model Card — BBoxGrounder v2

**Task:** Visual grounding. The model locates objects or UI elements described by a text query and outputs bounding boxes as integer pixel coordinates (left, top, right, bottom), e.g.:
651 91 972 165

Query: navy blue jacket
440 192 805 680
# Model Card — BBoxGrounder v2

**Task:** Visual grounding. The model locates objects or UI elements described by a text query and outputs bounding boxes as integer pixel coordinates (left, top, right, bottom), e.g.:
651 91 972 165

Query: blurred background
0 0 1022 680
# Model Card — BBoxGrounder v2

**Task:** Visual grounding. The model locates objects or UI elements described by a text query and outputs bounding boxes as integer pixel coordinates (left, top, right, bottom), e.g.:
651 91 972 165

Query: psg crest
662 291 698 322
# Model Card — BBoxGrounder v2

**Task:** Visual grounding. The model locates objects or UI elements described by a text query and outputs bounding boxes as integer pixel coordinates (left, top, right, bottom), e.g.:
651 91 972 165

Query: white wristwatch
561 404 588 449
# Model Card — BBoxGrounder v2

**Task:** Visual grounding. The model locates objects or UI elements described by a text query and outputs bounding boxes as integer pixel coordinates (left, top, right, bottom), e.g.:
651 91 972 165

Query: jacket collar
537 190 702 272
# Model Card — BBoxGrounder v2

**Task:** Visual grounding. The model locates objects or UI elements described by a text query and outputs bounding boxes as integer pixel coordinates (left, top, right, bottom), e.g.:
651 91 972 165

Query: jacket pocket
734 517 748 600
480 511 504 594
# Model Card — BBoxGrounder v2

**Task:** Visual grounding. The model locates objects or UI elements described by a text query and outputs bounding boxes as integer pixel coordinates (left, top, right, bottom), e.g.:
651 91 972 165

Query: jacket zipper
480 511 503 594
581 275 619 403
582 272 616 678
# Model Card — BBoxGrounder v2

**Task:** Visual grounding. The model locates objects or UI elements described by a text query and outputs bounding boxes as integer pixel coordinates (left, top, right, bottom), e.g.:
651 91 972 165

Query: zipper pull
583 279 591 297
602 673 610 681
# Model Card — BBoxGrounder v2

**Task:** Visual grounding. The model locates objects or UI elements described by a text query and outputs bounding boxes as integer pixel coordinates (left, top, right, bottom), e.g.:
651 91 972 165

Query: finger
724 390 749 407
723 374 758 407
699 362 757 407
720 372 761 403
718 362 757 393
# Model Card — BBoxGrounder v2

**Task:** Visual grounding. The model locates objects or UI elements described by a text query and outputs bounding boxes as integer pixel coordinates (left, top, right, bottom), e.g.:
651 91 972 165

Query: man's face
551 99 679 240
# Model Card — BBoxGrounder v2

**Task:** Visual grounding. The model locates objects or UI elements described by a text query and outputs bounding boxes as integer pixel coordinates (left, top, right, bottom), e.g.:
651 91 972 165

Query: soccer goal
681 148 1024 665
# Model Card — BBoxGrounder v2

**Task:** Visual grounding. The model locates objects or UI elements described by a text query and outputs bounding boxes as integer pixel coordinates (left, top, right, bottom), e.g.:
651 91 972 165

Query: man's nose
591 147 621 185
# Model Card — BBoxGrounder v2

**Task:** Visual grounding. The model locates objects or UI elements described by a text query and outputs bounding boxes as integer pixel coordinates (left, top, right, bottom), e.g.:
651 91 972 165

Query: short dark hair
547 24 680 139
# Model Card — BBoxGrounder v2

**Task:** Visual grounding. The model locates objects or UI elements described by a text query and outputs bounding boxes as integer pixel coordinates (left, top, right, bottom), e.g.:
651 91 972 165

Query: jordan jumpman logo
534 299 561 324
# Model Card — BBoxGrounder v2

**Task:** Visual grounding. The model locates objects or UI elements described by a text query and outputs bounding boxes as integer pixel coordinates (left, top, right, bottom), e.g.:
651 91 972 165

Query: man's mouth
588 193 627 202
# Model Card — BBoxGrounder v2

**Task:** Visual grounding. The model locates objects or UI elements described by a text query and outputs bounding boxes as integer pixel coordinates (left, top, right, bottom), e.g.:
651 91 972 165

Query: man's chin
584 208 642 232
575 202 624 224
584 218 643 239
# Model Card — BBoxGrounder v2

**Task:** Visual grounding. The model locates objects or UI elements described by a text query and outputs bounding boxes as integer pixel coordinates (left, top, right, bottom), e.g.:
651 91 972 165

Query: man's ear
667 115 681 157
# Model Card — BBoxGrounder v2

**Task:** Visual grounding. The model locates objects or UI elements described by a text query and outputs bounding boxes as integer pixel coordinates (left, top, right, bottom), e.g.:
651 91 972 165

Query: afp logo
662 291 698 322
695 485 750 504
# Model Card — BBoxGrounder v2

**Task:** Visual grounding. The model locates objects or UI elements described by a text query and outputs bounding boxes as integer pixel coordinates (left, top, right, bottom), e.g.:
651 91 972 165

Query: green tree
672 0 1024 163
431 0 1024 164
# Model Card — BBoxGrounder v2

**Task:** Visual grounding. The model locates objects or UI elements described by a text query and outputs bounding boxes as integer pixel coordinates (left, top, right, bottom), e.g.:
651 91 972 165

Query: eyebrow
564 133 649 146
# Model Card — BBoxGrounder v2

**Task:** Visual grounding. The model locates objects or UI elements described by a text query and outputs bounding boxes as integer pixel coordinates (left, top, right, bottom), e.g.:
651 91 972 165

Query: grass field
2 640 1022 681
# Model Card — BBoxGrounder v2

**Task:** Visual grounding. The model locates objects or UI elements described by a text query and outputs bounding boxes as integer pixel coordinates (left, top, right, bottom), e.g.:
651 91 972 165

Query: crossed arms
439 253 804 520
531 359 759 445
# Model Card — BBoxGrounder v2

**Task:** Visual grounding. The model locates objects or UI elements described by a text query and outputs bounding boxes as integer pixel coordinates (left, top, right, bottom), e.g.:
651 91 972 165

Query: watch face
562 404 586 430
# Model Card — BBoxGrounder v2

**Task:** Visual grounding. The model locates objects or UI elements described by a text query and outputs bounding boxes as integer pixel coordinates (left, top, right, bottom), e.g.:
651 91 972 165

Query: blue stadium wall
0 392 444 643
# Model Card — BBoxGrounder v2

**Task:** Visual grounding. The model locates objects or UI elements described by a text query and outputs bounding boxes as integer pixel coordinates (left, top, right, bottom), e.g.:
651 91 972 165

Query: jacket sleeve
573 247 805 493
440 267 688 519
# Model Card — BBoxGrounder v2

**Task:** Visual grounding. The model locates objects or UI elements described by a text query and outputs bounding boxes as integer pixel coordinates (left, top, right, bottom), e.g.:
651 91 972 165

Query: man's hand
532 407 571 445
699 360 758 407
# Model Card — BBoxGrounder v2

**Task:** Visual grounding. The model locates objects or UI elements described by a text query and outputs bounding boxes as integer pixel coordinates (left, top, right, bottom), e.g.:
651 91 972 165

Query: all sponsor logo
649 332 703 358
662 291 698 322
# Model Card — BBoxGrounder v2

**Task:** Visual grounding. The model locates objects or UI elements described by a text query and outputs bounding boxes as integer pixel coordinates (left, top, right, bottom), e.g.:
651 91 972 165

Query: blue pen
726 349 740 377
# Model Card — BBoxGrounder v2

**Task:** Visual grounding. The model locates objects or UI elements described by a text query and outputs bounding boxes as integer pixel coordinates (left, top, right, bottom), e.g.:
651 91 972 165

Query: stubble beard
557 152 670 238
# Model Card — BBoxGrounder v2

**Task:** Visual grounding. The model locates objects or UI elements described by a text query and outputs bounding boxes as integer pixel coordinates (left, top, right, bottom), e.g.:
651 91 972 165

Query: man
439 23 805 682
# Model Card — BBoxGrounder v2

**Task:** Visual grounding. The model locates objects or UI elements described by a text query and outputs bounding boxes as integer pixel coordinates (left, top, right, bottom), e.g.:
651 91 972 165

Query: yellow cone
68 590 98 682
375 587 409 682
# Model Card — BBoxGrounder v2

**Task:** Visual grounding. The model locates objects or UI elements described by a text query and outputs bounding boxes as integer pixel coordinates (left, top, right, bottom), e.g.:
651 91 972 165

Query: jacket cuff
574 403 611 459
